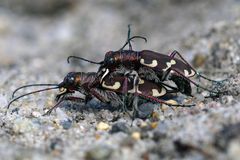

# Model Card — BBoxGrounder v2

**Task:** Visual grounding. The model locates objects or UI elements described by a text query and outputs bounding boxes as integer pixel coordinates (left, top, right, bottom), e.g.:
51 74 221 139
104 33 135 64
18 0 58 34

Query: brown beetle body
58 71 173 101
102 50 195 78
98 49 223 96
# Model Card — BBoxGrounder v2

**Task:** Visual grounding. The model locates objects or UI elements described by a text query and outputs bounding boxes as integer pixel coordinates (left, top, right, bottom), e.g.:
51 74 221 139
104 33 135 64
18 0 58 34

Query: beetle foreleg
43 96 86 116
43 98 64 116
90 88 124 108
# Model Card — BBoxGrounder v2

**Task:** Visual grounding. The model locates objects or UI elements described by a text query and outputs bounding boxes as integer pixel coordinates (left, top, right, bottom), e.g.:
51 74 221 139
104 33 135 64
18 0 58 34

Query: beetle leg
132 94 139 120
171 68 222 96
110 65 129 77
43 99 64 116
161 69 171 81
168 74 192 96
122 71 140 118
63 96 86 103
87 68 106 88
89 88 124 108
43 96 86 116
121 77 129 116
138 67 161 83
137 93 194 107
170 50 225 83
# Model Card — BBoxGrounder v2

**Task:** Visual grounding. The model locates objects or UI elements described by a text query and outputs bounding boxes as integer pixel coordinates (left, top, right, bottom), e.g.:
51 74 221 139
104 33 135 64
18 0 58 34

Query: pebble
50 138 64 156
31 111 42 118
95 134 101 140
152 112 160 121
159 115 165 121
110 122 130 134
60 119 72 130
85 145 113 160
131 132 141 140
150 122 158 129
137 103 155 119
96 122 110 131
153 130 167 142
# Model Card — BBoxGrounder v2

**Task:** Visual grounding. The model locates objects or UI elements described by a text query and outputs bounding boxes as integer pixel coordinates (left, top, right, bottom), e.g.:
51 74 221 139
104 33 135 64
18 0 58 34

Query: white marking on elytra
100 68 110 83
128 78 144 94
139 79 144 84
152 88 166 97
162 59 176 71
184 69 195 77
140 59 158 68
102 81 121 90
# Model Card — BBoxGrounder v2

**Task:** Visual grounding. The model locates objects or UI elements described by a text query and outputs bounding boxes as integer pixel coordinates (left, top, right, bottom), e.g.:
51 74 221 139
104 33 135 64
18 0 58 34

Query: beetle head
104 51 121 66
8 72 83 110
57 72 82 97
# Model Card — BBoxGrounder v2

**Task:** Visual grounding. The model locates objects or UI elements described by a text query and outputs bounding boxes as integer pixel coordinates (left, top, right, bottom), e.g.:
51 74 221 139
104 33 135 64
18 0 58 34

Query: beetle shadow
58 98 117 113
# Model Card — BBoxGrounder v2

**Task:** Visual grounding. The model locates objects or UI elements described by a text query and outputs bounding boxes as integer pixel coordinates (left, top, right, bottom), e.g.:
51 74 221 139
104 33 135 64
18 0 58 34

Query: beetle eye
109 58 114 63
67 76 74 84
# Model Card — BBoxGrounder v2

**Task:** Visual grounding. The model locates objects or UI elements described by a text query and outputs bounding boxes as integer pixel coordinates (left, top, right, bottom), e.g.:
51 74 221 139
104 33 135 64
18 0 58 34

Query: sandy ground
0 1 240 160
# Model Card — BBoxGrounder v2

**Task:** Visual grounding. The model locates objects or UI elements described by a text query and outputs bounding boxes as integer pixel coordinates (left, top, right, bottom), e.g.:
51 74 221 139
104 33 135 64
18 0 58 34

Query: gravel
0 1 240 160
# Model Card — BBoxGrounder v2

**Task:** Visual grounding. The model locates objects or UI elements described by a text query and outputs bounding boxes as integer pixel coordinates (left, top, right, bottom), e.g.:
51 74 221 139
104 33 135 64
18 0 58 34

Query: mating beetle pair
68 26 223 97
7 26 225 117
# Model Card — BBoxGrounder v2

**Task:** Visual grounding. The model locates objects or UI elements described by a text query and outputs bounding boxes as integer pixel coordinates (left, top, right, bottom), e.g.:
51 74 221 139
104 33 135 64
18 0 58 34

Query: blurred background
0 0 239 74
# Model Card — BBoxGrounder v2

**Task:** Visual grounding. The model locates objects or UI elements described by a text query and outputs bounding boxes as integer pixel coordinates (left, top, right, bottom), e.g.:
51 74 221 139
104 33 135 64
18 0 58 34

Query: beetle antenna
127 24 131 41
7 87 59 111
129 36 147 43
120 36 147 51
67 56 103 65
12 83 59 98
127 24 132 50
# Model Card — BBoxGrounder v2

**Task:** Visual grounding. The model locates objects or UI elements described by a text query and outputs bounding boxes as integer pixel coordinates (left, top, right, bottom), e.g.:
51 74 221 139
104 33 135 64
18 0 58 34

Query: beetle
67 26 224 97
8 70 193 116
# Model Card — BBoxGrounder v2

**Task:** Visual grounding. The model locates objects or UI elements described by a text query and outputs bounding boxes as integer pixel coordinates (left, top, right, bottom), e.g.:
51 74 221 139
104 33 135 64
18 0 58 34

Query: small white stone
32 111 42 118
96 122 110 131
131 132 141 140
